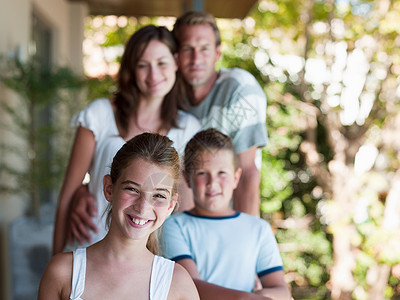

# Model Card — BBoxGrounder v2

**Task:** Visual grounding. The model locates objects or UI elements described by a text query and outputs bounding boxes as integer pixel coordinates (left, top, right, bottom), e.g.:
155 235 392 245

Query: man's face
177 24 221 88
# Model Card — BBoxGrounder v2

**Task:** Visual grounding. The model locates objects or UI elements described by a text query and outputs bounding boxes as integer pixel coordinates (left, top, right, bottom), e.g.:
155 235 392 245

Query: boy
160 129 291 299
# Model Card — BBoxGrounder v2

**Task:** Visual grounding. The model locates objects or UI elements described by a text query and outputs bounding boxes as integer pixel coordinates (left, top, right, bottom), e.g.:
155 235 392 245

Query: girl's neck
93 231 153 262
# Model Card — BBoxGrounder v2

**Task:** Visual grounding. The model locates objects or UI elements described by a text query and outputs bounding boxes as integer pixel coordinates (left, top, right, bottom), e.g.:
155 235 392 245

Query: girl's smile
104 158 177 239
126 214 153 228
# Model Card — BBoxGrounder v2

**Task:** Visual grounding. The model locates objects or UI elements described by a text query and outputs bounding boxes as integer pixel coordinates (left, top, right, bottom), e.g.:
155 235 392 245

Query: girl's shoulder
168 263 200 300
39 252 73 299
47 252 73 281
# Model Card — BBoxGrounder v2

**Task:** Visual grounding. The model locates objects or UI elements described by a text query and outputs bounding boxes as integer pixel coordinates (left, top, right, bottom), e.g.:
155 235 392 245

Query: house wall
0 1 88 299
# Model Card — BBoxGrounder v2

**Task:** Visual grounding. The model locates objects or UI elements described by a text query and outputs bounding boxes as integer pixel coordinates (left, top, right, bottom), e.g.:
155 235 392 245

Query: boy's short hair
184 128 238 174
173 11 221 47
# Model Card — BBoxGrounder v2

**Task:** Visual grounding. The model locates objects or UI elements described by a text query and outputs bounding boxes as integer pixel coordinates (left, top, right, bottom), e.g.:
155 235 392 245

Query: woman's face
135 40 178 101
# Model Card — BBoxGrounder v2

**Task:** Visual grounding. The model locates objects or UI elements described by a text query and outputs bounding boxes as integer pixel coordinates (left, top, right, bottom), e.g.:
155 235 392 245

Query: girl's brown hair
106 132 180 254
115 25 186 136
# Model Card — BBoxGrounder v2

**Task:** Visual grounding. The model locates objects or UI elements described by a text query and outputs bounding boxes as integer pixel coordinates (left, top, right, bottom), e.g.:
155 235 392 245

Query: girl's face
104 158 177 241
135 40 178 101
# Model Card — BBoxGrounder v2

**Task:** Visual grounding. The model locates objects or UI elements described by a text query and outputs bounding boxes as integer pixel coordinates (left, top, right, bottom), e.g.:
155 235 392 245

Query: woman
53 25 200 255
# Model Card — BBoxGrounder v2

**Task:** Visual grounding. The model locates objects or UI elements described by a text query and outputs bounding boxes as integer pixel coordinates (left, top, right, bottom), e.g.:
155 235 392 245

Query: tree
0 57 83 218
219 0 400 298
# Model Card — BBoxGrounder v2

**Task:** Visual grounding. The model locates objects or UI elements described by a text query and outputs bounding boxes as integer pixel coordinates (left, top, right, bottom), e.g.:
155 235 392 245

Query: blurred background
1 0 400 299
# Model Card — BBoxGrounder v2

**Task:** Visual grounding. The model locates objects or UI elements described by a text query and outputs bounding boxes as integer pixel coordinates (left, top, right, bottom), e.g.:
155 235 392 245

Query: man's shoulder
220 67 254 77
213 68 264 100
219 68 257 84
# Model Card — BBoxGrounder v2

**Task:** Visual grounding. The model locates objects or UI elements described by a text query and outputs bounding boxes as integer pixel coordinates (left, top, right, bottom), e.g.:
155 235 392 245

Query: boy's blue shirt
160 210 284 292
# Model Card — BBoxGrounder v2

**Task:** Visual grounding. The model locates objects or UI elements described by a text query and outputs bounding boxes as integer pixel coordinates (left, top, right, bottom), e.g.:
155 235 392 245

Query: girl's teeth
132 218 147 225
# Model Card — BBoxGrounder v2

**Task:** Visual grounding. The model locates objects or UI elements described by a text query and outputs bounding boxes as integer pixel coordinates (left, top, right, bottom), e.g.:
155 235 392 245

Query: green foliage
260 153 292 213
0 57 84 218
277 228 332 297
86 75 117 103
82 3 400 296
218 10 333 297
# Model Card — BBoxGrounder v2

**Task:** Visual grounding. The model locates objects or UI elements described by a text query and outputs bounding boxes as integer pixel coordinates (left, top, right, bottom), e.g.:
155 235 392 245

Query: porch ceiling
68 0 257 19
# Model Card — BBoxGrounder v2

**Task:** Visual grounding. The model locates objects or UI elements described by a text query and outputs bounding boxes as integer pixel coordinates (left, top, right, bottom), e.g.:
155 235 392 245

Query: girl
53 25 200 254
39 133 200 300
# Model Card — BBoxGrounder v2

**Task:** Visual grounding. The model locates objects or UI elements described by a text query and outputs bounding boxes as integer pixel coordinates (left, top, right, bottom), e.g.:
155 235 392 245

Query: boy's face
185 149 241 216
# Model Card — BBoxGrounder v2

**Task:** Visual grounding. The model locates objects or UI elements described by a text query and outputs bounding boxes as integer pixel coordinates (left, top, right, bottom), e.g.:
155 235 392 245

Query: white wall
0 1 88 298
0 0 30 60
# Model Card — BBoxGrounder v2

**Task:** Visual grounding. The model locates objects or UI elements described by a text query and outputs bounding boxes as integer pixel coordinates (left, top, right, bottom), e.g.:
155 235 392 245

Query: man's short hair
173 11 221 47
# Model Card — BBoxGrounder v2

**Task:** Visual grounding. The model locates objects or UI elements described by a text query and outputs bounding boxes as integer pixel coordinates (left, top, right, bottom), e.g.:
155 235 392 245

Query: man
173 11 268 216
67 11 268 245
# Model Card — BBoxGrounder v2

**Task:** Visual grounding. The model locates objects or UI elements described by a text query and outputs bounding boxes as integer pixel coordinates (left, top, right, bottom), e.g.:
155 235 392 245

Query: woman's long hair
115 25 186 136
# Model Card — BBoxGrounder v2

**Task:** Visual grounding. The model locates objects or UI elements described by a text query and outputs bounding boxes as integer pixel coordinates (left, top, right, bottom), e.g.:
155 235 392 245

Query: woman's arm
52 126 96 255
